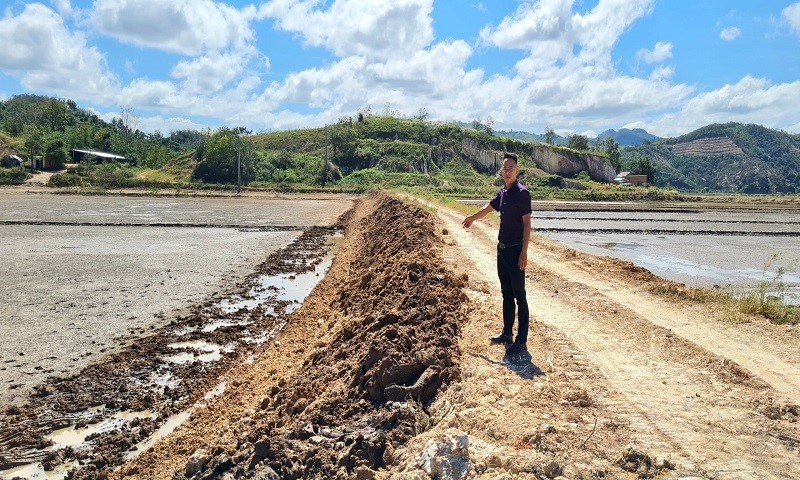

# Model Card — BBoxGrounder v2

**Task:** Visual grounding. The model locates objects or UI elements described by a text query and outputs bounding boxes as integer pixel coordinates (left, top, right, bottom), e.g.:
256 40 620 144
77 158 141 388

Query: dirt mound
669 136 745 156
171 195 468 479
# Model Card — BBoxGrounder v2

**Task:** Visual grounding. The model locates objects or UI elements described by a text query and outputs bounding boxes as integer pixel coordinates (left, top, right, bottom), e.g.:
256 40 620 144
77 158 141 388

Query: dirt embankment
108 194 470 479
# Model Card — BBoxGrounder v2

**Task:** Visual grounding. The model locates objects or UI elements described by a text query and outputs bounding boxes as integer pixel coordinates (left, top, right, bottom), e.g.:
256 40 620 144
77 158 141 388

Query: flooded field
0 192 352 478
0 192 353 405
531 203 800 302
459 199 800 302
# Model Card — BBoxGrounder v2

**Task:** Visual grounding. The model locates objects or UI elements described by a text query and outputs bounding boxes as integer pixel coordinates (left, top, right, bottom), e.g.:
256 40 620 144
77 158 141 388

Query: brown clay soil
2 193 800 479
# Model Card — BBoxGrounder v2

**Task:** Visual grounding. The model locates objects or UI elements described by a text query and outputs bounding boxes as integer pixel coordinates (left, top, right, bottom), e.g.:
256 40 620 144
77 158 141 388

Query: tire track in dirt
434 204 800 480
526 243 800 404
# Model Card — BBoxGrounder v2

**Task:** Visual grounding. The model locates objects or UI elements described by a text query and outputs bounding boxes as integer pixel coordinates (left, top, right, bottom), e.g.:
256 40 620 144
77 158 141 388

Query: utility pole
237 133 241 194
323 124 328 187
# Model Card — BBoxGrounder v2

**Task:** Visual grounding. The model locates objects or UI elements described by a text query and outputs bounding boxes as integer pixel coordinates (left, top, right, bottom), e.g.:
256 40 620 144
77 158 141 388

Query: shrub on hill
0 167 30 185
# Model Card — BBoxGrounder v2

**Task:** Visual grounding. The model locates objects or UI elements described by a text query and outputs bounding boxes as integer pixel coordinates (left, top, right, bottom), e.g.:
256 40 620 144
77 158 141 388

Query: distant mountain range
596 128 660 146
496 127 660 147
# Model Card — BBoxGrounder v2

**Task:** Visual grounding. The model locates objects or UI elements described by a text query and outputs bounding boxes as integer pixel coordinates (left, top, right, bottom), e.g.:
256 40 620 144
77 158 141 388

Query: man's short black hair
503 152 518 163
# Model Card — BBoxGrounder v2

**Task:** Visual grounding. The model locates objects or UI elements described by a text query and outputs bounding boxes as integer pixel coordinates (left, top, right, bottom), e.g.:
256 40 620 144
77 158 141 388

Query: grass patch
725 258 799 325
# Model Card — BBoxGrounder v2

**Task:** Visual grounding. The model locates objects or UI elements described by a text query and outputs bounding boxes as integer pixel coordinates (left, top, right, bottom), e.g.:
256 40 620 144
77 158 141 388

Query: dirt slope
10 194 797 479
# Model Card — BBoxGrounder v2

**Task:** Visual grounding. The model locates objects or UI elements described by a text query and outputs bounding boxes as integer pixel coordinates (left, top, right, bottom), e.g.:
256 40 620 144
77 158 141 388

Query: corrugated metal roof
72 149 126 160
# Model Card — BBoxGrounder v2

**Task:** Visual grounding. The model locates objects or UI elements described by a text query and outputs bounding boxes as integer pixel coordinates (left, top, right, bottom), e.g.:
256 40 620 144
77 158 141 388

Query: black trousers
497 243 529 344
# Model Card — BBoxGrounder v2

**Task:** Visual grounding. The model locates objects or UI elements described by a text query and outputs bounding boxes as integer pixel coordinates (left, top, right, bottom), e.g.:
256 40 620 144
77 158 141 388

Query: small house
614 171 648 187
32 156 61 170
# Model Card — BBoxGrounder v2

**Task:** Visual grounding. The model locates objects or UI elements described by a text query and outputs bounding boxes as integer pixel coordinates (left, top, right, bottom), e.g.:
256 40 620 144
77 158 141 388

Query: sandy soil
1 193 799 479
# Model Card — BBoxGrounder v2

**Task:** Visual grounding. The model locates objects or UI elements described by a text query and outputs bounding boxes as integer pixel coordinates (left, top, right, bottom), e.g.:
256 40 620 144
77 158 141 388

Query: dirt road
432 202 800 479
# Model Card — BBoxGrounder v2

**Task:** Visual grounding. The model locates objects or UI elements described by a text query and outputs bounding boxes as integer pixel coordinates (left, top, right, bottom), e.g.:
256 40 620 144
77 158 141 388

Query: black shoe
505 342 527 355
490 333 513 344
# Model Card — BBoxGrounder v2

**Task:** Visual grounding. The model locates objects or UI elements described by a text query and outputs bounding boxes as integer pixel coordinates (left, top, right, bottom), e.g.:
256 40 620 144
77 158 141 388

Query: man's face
501 159 518 184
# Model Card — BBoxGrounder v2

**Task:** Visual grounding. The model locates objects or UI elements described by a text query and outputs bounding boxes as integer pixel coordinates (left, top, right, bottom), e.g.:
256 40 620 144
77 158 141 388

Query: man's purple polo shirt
489 180 532 244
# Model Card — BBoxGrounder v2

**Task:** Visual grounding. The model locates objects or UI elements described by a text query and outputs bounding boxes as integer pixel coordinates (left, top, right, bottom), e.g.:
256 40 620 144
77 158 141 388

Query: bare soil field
1 193 799 479
669 137 745 157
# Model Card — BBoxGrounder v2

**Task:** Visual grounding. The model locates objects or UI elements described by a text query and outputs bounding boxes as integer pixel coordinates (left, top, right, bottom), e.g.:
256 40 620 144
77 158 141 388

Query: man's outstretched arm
462 203 494 228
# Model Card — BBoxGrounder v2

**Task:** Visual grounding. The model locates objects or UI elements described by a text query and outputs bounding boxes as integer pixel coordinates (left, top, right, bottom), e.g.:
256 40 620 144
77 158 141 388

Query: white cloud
367 40 473 95
649 65 674 81
720 26 741 41
479 0 656 78
644 76 800 136
91 0 257 56
636 41 672 64
258 0 434 60
784 3 800 36
52 0 73 17
571 0 656 59
171 48 259 95
479 0 574 50
466 0 693 133
0 4 118 99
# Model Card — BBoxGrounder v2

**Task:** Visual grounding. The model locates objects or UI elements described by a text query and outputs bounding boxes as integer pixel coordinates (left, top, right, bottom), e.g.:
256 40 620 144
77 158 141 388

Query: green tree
144 145 169 169
627 155 657 184
568 134 589 151
23 124 44 168
93 128 112 151
544 127 555 145
602 137 622 172
43 99 68 132
42 132 67 169
192 128 255 184
69 122 93 151
330 121 359 174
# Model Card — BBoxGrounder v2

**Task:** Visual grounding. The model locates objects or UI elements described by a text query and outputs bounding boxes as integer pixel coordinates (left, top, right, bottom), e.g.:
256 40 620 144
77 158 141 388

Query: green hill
4 94 796 195
621 123 800 194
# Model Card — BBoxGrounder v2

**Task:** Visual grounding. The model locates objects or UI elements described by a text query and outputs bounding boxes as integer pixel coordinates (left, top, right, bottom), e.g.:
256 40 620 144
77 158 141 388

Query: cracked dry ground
7 193 799 479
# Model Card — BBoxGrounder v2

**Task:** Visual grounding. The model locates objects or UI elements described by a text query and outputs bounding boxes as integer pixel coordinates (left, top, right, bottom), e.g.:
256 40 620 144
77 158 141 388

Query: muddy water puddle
0 228 343 480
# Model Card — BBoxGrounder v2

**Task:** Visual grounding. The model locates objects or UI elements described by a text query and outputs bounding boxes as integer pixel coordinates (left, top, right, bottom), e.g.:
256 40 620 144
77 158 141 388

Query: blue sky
1 0 799 138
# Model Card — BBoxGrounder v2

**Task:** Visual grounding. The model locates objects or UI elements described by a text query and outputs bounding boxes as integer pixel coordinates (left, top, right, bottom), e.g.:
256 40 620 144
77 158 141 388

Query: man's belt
497 240 522 249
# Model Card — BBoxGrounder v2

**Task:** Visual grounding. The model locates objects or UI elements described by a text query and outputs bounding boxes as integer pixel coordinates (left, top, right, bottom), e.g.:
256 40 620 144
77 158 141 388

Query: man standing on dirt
462 152 532 355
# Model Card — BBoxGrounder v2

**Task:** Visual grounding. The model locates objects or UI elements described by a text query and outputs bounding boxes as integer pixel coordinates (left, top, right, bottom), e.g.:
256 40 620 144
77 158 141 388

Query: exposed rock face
461 138 617 182
531 145 617 182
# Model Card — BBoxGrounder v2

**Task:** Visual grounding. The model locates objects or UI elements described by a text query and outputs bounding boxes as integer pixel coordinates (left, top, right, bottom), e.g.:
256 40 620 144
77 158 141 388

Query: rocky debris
616 446 675 478
185 449 210 477
540 460 563 478
759 400 799 421
418 429 470 480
